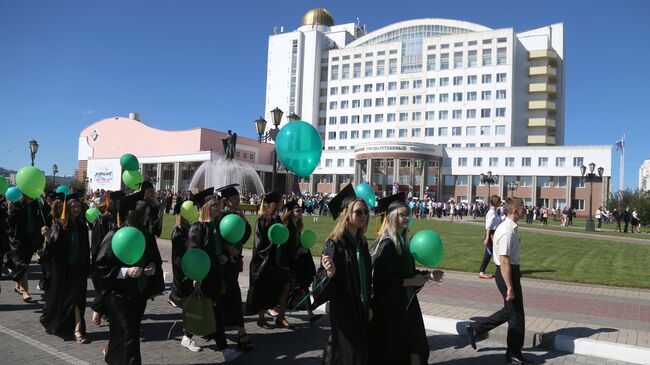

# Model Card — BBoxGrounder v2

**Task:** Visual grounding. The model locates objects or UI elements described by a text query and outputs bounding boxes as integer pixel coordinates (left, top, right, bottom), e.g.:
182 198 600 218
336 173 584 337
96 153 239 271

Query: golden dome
301 8 334 27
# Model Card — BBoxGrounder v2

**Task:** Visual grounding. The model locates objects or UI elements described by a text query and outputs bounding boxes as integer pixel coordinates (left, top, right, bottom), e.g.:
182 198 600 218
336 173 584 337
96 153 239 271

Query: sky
0 0 648 191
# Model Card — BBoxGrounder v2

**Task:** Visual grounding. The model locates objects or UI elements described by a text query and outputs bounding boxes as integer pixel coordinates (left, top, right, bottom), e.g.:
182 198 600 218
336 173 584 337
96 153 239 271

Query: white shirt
492 217 521 266
485 207 503 231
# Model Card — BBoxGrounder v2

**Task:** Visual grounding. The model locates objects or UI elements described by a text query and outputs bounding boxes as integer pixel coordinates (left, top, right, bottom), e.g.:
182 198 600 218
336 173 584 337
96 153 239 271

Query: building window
453 92 463 102
398 128 408 137
330 87 338 95
412 95 422 104
375 98 384 107
387 113 396 122
466 109 476 118
538 157 548 167
481 90 492 100
328 132 336 140
439 110 448 120
353 63 361 78
495 125 506 135
342 64 350 79
413 79 422 88
426 94 435 103
439 94 449 102
364 61 373 77
453 76 463 86
519 176 533 187
411 128 421 137
399 96 409 105
572 177 585 188
496 90 507 99
425 127 434 136
452 127 462 136
482 74 492 84
466 126 476 135
439 77 449 86
353 85 361 93
467 75 477 84
481 108 491 118
340 116 348 124
362 130 371 139
474 157 482 167
426 78 436 87
454 51 463 68
556 157 565 167
387 97 396 106
389 59 397 74
572 199 585 211
496 108 506 117
425 111 435 120
364 84 373 92
427 54 436 70
349 159 355 167
412 112 421 121
340 131 348 139
495 143 505 147
341 86 349 94
458 157 467 167
374 130 383 138
482 49 492 66
377 60 385 76
467 91 477 101
522 157 531 167
351 115 359 124
555 176 567 187
375 114 384 123
452 110 462 119
376 82 385 91
386 129 395 138
489 157 498 167
325 159 332 167
399 112 408 122
351 131 359 139
468 50 477 67
328 117 337 125
440 53 449 69
331 65 339 80
329 101 337 110
400 80 409 90
505 157 515 167
573 157 584 167
363 114 371 123
497 47 507 65
364 99 372 107
457 176 468 186
438 127 448 136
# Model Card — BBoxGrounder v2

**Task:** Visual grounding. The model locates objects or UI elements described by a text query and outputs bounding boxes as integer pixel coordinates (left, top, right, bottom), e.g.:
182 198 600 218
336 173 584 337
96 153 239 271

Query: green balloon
275 121 323 177
268 223 289 245
180 200 198 222
122 170 144 190
85 208 102 224
5 186 22 202
0 176 8 195
300 230 317 249
219 214 245 243
120 153 140 171
182 248 211 281
111 226 146 265
55 185 71 196
15 166 46 199
409 230 444 267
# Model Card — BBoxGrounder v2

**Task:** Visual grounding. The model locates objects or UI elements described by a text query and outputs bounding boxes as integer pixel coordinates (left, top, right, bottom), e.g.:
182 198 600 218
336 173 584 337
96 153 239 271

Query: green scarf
398 234 415 302
344 230 368 307
210 220 222 257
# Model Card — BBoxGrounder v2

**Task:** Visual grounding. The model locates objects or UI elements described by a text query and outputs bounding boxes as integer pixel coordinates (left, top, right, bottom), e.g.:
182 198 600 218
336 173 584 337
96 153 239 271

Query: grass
160 214 650 289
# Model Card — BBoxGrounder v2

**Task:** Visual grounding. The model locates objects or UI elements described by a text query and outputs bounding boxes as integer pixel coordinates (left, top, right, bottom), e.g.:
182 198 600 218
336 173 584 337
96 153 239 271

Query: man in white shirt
479 195 503 279
466 197 531 365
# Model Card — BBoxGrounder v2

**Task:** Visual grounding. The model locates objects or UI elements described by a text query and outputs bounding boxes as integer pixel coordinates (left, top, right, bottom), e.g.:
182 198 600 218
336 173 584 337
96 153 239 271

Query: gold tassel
117 212 121 228
60 196 67 221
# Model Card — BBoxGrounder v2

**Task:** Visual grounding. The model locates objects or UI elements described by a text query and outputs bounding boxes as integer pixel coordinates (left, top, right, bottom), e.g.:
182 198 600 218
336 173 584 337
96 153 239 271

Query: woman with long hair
40 194 91 343
95 191 164 364
246 191 292 328
186 188 240 362
368 193 443 365
312 183 372 365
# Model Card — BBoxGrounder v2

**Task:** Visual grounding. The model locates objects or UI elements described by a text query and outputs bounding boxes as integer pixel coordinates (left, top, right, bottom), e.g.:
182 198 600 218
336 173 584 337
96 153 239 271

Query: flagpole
620 133 625 191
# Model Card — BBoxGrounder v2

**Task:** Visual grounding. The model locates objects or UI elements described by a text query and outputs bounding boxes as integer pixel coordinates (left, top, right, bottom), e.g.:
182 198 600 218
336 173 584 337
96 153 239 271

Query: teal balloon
275 121 323 177
0 176 8 195
219 214 245 243
182 248 211 281
16 166 46 199
354 183 376 208
409 230 444 267
111 226 146 265
6 186 22 202
120 153 140 171
180 200 198 223
300 230 317 249
268 223 289 245
55 185 71 196
85 208 102 224
122 170 144 190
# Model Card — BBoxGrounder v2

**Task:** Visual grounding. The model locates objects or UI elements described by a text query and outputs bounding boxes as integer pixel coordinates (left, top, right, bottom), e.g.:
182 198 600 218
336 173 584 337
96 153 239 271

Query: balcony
529 66 557 78
528 49 558 61
528 83 557 94
527 135 556 145
528 100 556 111
528 118 556 128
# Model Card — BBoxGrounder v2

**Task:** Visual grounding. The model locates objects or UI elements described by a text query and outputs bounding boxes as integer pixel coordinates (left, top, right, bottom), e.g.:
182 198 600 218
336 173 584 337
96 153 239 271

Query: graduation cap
110 191 125 201
173 198 185 215
375 192 408 216
118 191 145 222
48 192 66 201
263 191 281 204
192 187 215 208
216 183 240 199
328 183 357 220
285 200 301 211
139 181 155 191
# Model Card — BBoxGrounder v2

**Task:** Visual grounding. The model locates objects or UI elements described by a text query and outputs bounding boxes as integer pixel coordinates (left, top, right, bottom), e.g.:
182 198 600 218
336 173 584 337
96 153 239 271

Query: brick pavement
0 238 641 364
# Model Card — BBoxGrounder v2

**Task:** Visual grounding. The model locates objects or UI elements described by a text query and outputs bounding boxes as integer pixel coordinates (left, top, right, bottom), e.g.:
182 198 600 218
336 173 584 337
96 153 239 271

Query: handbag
181 288 216 336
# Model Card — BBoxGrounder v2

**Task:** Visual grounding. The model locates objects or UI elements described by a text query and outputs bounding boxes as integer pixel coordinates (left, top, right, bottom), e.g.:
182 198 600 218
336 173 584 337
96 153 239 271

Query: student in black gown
40 194 91 344
312 183 372 365
246 191 293 329
214 184 254 350
186 188 241 362
0 196 8 290
368 193 444 365
283 201 320 322
95 191 164 365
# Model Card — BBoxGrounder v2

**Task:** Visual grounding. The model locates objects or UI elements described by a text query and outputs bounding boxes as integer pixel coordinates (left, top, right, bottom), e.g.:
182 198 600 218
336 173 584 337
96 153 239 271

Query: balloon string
290 275 328 312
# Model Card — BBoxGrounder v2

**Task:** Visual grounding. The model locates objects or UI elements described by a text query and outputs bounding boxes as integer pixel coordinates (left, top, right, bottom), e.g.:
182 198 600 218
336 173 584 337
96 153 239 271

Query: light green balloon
268 223 289 245
180 200 198 222
0 176 8 195
111 227 146 265
122 170 144 190
16 166 46 199
219 214 245 243
85 208 102 224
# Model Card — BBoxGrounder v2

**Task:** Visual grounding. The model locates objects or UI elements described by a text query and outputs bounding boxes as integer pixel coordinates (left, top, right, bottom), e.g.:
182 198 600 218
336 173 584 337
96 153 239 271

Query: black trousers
478 230 495 273
472 265 525 356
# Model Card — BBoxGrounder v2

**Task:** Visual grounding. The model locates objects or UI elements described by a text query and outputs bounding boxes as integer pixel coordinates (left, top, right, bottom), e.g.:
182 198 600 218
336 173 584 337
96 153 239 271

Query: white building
640 159 650 191
263 8 611 214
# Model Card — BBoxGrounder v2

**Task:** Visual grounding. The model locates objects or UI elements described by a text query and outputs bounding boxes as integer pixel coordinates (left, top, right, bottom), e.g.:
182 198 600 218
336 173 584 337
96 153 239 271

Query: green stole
344 230 368 306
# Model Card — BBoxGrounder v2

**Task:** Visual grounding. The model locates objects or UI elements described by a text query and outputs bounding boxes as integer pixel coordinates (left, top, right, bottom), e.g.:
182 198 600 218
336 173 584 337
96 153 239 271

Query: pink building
77 114 278 193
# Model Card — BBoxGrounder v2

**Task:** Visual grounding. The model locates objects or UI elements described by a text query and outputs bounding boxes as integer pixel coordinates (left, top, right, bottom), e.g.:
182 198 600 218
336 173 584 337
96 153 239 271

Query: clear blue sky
1 0 648 190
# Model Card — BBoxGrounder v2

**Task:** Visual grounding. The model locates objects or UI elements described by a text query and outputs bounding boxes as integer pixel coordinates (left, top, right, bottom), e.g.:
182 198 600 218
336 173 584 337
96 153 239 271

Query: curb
422 315 650 365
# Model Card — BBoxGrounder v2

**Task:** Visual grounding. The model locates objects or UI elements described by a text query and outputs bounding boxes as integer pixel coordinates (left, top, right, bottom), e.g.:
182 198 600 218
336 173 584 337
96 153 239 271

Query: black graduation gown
90 213 115 314
214 210 251 327
286 220 317 310
245 215 290 315
6 199 45 282
39 219 90 334
95 227 163 365
368 237 429 365
170 220 192 300
0 200 9 274
312 232 372 365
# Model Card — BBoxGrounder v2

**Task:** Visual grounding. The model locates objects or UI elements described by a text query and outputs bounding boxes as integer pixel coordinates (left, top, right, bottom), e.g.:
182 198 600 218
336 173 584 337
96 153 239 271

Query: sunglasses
353 209 369 216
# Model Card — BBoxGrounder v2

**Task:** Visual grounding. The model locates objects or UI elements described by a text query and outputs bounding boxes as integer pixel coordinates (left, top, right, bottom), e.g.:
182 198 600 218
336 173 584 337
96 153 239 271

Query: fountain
188 130 265 196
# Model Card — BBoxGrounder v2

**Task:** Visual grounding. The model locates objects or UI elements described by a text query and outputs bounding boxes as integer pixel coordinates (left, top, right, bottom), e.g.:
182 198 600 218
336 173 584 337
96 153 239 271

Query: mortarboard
118 191 145 220
284 200 300 211
328 183 357 220
173 198 185 215
263 191 281 204
110 191 125 202
139 181 154 191
192 187 215 208
216 183 240 199
375 192 408 216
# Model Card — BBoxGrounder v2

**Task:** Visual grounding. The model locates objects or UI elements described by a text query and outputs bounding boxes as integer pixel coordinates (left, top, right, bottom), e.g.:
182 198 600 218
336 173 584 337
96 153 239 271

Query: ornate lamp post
52 164 59 185
580 163 604 232
507 181 519 197
479 171 499 201
29 139 39 166
255 107 283 191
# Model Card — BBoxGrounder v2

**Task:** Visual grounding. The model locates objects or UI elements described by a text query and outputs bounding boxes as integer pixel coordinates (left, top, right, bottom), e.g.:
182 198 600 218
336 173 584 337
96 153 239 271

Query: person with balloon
368 192 444 365
39 193 91 344
185 188 241 362
245 191 293 329
214 184 254 351
94 191 164 364
311 183 372 365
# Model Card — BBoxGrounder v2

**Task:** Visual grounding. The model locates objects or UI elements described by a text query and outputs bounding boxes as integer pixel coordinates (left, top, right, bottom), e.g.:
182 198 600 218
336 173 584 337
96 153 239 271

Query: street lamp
52 164 59 185
287 113 301 122
580 163 604 232
507 181 519 197
29 139 39 166
479 171 499 201
255 107 283 191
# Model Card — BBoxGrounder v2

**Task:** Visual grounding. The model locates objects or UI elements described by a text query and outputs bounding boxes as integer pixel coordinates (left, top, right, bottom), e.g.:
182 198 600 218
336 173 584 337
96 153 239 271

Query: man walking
479 195 502 280
466 197 531 365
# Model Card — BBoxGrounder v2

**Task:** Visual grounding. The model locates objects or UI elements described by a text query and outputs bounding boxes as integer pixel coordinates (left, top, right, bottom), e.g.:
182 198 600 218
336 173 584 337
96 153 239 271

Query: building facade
640 158 650 192
263 8 611 215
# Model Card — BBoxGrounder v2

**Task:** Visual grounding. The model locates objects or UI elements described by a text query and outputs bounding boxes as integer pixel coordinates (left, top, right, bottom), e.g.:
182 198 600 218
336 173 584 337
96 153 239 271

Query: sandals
21 291 32 302
75 332 89 344
256 319 273 329
92 311 102 326
237 334 254 351
275 317 293 330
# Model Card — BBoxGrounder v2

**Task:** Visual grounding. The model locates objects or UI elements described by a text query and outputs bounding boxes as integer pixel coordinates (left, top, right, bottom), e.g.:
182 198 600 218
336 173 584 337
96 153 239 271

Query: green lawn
161 214 650 289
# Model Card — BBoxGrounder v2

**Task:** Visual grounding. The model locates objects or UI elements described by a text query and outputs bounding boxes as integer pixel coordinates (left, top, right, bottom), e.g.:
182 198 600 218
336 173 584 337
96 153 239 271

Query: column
498 175 505 198
310 175 316 195
393 158 399 189
467 175 473 202
420 160 426 198
565 175 572 209
332 174 338 194
156 163 162 191
173 162 180 193
531 175 538 206
366 158 372 184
